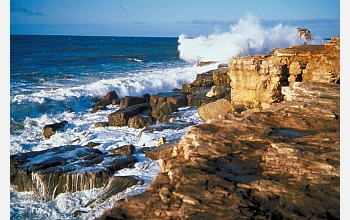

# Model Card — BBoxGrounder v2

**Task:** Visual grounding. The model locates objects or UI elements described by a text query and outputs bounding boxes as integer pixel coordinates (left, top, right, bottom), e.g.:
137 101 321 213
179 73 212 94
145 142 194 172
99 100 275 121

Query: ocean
10 15 327 219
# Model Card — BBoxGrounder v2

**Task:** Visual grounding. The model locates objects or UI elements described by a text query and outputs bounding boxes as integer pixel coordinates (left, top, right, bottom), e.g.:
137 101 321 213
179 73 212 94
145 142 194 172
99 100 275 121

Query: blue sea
10 16 327 219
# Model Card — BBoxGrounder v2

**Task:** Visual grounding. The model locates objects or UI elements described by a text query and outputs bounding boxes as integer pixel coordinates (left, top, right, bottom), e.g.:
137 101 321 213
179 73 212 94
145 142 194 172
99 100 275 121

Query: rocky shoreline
11 37 340 219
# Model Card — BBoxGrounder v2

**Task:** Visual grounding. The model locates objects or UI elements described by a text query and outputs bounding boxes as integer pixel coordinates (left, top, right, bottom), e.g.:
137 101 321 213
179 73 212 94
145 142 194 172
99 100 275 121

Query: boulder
150 91 188 109
198 99 235 122
151 102 178 120
127 109 153 129
205 85 229 99
91 90 118 113
144 142 177 160
108 103 151 126
84 175 143 208
107 144 136 156
120 96 148 109
94 122 109 128
43 120 68 139
186 89 217 107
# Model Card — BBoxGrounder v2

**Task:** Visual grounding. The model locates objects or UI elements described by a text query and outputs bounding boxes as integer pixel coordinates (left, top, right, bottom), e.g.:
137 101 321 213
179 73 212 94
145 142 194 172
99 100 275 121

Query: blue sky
9 0 340 38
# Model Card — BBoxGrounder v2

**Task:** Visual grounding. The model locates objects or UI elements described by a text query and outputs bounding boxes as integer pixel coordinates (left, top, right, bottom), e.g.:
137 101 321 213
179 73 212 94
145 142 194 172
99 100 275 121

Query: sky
9 0 340 38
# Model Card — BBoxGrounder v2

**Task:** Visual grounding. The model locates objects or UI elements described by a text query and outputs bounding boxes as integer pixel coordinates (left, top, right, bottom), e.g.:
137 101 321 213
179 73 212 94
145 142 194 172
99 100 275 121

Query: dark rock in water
10 145 137 199
94 122 109 128
43 120 69 139
108 103 151 127
65 107 75 113
127 109 153 129
191 72 214 87
150 91 188 109
186 88 217 107
107 144 136 156
72 210 88 217
120 96 148 109
84 142 101 147
85 175 143 208
91 90 119 113
151 102 178 120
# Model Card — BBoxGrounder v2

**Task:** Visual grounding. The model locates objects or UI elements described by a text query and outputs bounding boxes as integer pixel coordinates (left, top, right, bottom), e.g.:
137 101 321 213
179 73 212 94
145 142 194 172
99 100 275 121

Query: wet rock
91 90 118 113
43 120 68 139
84 142 101 147
108 144 136 156
94 122 109 128
120 96 148 109
10 145 137 199
186 88 217 107
151 102 178 121
108 103 151 127
150 91 188 109
85 175 143 208
127 109 152 129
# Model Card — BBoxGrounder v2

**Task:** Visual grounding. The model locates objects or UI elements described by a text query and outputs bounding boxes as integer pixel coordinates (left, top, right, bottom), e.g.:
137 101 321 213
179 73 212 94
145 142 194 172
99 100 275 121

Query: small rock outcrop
108 103 151 126
43 120 68 139
198 99 235 122
91 90 118 113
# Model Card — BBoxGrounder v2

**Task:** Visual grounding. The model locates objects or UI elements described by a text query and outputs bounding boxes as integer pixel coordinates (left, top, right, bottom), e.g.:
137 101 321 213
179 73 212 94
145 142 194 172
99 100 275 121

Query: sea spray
177 13 325 63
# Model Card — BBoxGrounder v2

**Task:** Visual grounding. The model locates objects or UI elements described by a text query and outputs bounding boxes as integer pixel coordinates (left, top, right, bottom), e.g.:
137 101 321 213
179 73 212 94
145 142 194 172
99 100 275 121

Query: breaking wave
178 13 325 62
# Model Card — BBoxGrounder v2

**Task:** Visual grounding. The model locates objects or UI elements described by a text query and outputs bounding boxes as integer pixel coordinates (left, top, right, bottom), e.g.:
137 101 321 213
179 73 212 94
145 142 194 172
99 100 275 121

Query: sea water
10 14 326 219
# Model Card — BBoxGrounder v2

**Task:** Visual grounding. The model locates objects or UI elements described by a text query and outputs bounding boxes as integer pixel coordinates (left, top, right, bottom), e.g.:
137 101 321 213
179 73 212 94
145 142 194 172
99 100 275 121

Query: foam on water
178 13 325 62
10 104 202 219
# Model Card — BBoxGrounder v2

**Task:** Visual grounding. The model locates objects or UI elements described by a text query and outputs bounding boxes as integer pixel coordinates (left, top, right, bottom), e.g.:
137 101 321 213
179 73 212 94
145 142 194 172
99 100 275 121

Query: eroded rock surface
98 38 340 219
100 80 339 220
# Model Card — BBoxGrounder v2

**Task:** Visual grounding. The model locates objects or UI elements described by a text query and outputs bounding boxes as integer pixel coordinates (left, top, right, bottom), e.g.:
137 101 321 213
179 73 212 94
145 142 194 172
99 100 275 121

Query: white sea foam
178 13 325 63
10 94 202 219
11 64 216 107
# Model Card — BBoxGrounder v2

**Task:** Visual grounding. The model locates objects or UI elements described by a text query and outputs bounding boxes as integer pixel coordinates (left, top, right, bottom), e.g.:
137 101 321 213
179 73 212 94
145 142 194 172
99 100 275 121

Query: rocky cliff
99 37 340 219
228 36 339 110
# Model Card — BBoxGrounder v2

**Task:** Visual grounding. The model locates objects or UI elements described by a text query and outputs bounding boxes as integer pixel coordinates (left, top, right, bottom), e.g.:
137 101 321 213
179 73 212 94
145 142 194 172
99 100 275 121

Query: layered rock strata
99 38 340 219
228 37 340 110
100 81 340 220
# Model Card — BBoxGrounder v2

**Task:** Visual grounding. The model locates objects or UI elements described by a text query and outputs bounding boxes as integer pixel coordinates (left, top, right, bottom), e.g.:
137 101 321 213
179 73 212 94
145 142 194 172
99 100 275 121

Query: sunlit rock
98 38 340 220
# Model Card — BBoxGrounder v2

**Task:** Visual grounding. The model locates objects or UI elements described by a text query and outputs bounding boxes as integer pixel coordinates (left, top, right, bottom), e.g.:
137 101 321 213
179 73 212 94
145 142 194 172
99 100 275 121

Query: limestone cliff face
228 36 340 110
